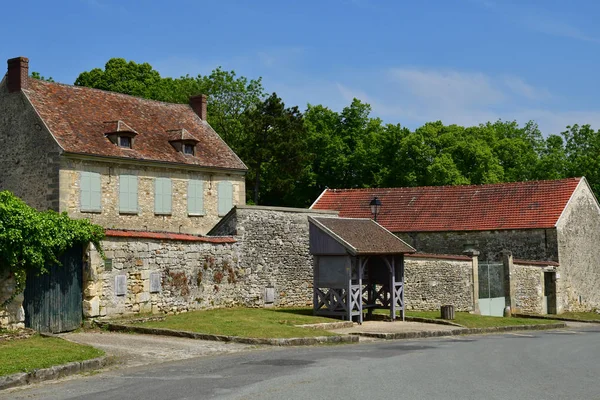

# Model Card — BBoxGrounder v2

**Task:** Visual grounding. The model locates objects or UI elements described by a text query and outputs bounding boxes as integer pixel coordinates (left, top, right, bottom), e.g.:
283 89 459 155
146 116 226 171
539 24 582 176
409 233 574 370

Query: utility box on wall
265 287 275 306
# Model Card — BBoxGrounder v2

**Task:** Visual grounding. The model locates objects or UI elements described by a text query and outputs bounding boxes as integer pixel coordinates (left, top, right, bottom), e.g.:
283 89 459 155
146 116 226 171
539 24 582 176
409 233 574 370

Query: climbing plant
0 191 104 305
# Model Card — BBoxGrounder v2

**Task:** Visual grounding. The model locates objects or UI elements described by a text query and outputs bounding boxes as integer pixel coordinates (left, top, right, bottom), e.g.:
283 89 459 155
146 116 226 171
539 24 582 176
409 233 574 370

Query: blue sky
2 0 600 135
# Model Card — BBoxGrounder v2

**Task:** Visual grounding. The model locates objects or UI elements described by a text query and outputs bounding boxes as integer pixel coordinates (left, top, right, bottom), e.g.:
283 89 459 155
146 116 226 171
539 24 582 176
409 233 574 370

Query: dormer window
119 136 132 148
167 128 199 156
104 120 138 149
183 143 195 155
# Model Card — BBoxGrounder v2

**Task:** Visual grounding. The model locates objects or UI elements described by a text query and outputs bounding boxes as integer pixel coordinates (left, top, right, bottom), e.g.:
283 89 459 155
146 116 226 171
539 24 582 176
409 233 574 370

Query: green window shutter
81 172 101 212
80 172 91 211
155 178 172 214
90 173 102 211
218 181 233 216
119 175 138 213
188 179 204 215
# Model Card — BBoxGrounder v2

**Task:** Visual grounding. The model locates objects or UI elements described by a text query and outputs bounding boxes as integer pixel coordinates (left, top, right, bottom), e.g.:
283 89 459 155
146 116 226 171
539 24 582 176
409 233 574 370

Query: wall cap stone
513 259 560 267
236 205 338 215
407 253 472 261
104 229 235 243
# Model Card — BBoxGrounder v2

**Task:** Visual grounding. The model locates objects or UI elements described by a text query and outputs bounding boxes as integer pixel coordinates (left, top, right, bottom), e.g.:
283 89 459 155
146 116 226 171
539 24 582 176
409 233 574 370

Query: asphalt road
3 325 600 400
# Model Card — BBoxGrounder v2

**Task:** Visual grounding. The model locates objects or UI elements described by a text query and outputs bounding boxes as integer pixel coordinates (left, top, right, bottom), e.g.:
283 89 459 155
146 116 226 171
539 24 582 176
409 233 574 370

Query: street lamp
369 196 382 222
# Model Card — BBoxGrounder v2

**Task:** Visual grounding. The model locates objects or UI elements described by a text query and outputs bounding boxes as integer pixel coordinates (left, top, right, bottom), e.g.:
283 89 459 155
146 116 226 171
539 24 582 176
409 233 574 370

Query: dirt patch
0 328 36 343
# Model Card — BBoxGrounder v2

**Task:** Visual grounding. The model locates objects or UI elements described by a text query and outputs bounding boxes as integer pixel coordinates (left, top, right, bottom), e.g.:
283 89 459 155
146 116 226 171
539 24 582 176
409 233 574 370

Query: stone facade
404 254 476 312
0 272 25 330
0 80 62 211
59 156 245 235
397 228 559 263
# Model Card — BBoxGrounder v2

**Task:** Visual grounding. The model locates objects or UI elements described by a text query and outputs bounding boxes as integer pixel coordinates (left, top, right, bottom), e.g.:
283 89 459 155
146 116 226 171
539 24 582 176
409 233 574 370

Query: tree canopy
73 58 600 206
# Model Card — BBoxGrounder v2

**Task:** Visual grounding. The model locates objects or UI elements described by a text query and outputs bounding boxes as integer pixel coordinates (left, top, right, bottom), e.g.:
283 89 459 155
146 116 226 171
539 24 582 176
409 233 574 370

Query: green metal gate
24 246 83 333
478 262 505 317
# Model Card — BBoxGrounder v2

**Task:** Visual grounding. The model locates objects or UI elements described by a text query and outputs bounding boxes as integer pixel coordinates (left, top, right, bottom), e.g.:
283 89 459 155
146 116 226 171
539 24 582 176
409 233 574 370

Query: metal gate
478 262 505 317
24 246 83 333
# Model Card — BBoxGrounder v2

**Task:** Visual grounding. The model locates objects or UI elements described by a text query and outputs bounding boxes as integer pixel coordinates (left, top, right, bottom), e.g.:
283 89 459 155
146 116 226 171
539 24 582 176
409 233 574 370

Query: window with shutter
119 175 138 214
80 171 102 212
154 178 172 215
188 179 205 216
217 181 233 216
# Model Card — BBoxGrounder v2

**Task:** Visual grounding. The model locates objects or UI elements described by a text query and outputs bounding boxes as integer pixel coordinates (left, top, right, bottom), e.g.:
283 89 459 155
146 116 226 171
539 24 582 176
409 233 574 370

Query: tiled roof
310 217 415 255
105 229 236 243
311 178 582 232
23 79 247 170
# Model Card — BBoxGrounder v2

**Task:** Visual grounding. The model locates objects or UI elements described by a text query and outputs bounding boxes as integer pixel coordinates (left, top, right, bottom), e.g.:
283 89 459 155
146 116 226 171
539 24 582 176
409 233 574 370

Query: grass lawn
405 311 559 328
0 335 104 377
548 311 600 321
135 308 341 338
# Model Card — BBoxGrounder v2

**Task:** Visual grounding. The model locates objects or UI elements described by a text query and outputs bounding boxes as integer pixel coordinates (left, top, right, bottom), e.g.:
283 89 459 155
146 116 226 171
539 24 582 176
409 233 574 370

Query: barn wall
397 228 559 262
555 180 600 312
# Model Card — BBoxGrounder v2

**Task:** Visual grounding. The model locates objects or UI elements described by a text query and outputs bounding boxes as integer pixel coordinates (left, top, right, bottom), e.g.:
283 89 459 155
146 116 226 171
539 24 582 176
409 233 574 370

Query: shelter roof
309 216 415 255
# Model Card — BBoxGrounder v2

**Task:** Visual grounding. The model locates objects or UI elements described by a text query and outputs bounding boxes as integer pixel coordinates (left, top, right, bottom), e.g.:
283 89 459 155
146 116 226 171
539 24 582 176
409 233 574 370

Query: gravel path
59 331 258 368
329 320 459 335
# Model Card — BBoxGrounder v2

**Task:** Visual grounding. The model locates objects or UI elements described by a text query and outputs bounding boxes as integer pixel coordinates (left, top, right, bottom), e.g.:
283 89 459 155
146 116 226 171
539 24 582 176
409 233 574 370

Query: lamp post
369 196 382 222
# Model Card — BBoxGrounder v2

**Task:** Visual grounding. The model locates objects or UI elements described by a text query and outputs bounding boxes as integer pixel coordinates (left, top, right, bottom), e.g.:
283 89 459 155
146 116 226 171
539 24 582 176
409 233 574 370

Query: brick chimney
7 57 29 93
189 94 207 120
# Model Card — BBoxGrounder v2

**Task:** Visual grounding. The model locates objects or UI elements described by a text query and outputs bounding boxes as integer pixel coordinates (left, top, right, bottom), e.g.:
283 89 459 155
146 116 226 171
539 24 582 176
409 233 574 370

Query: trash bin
441 305 455 320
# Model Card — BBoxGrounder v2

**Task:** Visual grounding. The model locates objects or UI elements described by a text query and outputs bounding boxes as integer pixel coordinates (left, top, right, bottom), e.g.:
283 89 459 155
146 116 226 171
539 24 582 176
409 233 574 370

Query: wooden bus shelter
308 216 415 323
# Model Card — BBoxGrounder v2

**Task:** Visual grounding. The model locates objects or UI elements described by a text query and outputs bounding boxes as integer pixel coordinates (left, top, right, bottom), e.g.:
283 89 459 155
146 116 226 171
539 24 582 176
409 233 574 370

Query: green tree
241 93 309 206
30 72 55 82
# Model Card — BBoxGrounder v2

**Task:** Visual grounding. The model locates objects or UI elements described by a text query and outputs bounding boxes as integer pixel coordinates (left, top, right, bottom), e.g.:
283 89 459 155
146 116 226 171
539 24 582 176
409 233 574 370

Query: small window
183 144 195 155
118 136 132 148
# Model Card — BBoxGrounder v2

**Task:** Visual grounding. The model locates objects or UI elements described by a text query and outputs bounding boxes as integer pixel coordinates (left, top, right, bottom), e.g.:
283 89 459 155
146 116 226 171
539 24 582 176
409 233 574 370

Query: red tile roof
104 229 236 243
23 79 246 171
311 178 582 232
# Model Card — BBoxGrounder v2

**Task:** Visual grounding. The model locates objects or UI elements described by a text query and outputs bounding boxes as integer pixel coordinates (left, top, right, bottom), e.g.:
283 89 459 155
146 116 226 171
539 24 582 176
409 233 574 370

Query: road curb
0 356 112 391
294 321 355 330
404 316 465 327
513 313 600 324
95 321 359 346
351 322 567 340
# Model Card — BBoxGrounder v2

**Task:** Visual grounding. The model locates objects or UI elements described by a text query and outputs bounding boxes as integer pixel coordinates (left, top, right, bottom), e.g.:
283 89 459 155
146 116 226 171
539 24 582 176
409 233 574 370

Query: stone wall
404 254 475 312
512 262 545 315
0 272 25 330
59 156 246 235
397 228 559 262
0 79 62 211
555 179 600 312
85 206 338 318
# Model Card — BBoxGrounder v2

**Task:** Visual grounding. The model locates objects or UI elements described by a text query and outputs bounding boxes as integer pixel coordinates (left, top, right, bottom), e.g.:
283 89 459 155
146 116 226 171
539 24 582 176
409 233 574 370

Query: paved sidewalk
330 320 460 336
60 331 257 368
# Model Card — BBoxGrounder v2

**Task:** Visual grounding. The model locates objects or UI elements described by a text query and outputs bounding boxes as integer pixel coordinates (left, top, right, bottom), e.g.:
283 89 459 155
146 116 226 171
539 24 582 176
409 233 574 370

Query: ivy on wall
0 191 104 305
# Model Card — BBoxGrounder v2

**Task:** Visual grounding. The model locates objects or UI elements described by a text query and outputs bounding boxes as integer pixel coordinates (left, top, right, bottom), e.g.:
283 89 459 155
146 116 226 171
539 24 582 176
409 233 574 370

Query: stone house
0 57 247 235
311 177 600 312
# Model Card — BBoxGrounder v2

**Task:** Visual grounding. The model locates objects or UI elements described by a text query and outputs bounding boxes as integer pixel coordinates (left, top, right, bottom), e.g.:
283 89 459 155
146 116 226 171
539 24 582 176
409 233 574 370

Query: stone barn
311 177 600 312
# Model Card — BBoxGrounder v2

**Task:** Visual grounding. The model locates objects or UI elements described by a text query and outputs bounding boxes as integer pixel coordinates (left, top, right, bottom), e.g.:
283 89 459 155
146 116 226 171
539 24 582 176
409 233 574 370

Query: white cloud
503 76 552 101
